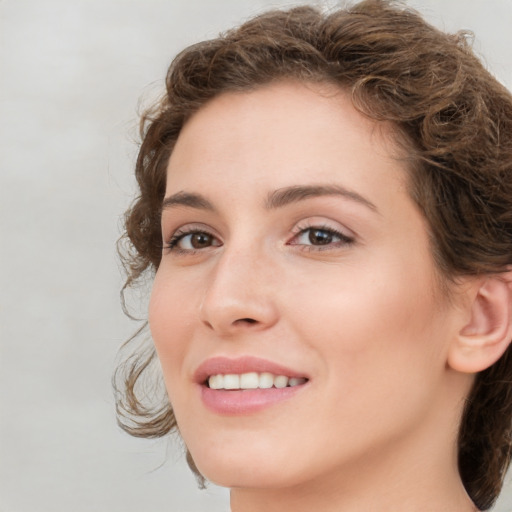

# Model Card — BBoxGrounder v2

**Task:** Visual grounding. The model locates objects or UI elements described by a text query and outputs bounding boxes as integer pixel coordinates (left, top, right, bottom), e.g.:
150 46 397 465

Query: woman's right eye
166 230 222 252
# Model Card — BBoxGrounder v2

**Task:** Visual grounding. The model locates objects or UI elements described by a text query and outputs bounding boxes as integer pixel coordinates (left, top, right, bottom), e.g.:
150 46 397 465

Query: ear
448 272 512 374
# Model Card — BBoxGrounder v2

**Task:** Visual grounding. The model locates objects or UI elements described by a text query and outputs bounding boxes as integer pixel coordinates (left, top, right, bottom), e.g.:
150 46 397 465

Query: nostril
237 318 257 324
202 317 259 332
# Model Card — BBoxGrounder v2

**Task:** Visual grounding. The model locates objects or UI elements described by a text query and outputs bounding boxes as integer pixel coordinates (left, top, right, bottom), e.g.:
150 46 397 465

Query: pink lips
194 356 309 415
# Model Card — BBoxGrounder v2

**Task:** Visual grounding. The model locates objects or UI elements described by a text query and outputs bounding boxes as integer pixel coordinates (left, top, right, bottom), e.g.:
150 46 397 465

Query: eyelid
286 218 356 251
290 217 355 239
161 217 356 255
163 221 217 240
163 223 222 252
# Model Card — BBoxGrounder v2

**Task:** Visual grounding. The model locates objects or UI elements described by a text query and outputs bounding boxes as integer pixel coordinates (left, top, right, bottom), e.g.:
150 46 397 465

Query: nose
199 245 279 336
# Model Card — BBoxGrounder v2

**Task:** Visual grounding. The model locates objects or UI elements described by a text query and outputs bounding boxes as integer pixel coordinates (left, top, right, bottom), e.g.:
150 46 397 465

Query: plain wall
1 1 511 510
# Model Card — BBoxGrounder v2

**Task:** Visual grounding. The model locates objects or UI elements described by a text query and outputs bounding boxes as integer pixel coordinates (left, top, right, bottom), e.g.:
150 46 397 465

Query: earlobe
448 274 512 374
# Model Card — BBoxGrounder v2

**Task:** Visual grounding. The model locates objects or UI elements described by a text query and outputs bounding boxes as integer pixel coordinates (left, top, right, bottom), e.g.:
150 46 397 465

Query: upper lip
194 356 309 384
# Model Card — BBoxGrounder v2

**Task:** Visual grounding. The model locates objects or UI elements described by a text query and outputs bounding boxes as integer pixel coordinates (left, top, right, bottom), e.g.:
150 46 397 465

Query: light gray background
1 1 512 511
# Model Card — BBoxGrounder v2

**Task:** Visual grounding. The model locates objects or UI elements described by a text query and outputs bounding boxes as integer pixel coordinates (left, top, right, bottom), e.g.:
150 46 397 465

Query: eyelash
289 224 355 251
165 228 220 255
164 224 355 255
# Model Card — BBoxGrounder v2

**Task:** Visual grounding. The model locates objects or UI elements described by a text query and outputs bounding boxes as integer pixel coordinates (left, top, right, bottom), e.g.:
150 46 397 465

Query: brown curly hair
114 1 512 509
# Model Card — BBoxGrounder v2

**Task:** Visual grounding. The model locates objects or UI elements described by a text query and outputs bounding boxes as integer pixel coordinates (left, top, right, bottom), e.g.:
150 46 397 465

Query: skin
149 81 479 511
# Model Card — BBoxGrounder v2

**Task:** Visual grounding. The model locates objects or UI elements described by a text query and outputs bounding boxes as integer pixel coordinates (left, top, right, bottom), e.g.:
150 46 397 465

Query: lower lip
200 384 306 415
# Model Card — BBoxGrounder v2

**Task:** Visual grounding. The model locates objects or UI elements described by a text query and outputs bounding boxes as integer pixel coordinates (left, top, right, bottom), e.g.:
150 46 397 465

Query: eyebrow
161 183 378 214
161 191 215 212
265 184 378 212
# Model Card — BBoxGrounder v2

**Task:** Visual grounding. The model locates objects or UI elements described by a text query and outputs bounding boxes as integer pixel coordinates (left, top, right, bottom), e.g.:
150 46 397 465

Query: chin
200 463 303 490
188 441 308 490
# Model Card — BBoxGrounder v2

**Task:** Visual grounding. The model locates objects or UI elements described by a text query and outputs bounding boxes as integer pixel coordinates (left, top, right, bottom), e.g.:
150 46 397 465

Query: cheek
289 256 446 387
283 271 448 457
148 272 195 388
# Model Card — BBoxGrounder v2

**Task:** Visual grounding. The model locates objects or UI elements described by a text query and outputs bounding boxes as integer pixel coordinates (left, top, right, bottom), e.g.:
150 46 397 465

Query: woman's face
149 82 467 490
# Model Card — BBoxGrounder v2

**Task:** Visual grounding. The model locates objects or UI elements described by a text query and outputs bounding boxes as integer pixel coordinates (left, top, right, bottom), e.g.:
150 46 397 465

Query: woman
115 1 512 510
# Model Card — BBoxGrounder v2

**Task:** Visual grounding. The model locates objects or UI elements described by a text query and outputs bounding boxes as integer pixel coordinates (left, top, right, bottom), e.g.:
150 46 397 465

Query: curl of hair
115 1 512 508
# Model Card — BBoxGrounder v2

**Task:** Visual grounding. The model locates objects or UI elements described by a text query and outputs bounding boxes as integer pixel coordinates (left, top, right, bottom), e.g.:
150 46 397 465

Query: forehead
165 81 408 202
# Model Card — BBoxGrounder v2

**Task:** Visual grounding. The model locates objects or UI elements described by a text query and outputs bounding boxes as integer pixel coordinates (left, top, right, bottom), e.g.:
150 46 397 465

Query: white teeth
240 372 259 389
223 374 240 389
259 372 274 389
209 374 223 389
207 372 307 390
274 375 289 388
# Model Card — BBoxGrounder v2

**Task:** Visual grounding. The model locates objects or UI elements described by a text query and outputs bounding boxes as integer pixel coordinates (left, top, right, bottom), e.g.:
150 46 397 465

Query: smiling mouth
207 372 308 390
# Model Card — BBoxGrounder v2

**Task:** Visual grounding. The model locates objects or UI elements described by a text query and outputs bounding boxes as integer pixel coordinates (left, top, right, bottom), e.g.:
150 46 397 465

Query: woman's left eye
289 227 354 248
